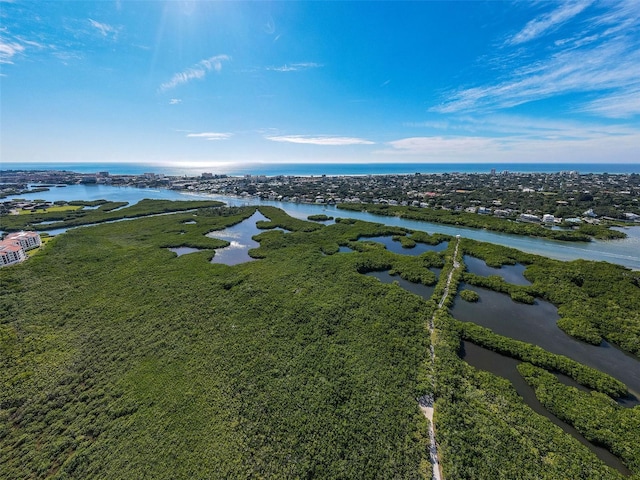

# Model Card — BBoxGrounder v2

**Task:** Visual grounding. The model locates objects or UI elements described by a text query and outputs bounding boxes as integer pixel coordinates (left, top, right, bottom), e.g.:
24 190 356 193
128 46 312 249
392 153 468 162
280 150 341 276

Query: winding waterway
461 341 632 475
8 182 640 473
451 283 640 401
8 184 640 270
206 210 269 266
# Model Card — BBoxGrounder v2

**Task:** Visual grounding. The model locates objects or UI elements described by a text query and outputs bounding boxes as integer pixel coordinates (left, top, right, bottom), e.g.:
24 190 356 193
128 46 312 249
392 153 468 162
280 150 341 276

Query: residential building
5 231 42 250
0 231 41 267
0 243 26 266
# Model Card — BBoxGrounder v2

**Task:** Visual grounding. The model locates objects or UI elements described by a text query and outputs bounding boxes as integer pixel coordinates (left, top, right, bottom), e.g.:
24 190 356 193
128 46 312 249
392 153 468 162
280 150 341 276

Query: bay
5 183 640 270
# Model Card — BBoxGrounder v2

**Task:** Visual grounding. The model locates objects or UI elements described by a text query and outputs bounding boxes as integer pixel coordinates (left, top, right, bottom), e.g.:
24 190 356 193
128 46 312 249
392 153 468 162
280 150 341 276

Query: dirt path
419 235 460 480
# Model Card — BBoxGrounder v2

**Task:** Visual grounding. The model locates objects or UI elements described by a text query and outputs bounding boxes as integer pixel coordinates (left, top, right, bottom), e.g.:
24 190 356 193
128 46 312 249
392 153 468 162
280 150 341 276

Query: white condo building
0 231 42 267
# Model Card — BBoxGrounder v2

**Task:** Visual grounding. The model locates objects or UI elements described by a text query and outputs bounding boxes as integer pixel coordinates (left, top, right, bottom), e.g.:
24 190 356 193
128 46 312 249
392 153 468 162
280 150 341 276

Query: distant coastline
3 162 640 177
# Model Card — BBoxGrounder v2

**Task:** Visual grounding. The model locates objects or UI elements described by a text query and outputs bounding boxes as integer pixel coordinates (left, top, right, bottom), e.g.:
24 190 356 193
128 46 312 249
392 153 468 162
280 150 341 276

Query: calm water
462 341 632 475
364 271 438 299
451 284 640 400
464 255 531 285
4 162 640 176
168 246 204 257
360 236 449 255
206 211 269 266
6 184 640 270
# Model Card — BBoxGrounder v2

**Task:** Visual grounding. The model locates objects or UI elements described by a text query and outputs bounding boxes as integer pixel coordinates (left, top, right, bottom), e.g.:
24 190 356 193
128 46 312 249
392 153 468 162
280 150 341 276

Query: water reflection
168 246 204 257
338 246 353 253
462 341 632 475
207 211 268 266
10 184 640 270
360 236 448 256
464 255 531 286
364 270 437 299
451 284 640 400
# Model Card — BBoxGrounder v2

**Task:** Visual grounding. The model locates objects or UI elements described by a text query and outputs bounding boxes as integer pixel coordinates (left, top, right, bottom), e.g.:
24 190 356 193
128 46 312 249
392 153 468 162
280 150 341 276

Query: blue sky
1 0 639 168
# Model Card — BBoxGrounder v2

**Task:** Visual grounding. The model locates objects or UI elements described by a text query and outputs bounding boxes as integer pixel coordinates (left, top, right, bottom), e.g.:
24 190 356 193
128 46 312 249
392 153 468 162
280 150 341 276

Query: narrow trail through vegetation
419 235 460 480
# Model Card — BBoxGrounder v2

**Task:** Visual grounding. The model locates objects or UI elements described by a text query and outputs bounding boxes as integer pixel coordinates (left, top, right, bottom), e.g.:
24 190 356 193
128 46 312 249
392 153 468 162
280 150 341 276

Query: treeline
3 201 638 478
431 312 625 479
462 272 536 304
520 363 640 474
457 322 627 398
337 203 626 241
525 259 640 356
460 238 640 356
257 206 323 232
1 199 225 232
459 238 536 267
1 203 433 478
69 200 129 212
307 214 333 221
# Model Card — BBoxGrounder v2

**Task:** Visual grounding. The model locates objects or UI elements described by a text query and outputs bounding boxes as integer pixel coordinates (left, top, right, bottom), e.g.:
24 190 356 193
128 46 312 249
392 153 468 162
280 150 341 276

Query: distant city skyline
2 1 639 167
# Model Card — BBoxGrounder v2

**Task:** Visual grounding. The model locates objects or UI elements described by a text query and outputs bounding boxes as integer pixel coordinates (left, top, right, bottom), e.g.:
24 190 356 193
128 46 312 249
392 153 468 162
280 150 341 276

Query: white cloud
88 19 120 40
406 114 636 139
187 132 232 141
160 55 230 92
508 0 594 45
266 62 322 72
582 88 640 118
381 136 497 156
0 38 25 64
376 133 640 163
265 135 374 146
434 40 640 114
169 98 182 105
433 1 640 119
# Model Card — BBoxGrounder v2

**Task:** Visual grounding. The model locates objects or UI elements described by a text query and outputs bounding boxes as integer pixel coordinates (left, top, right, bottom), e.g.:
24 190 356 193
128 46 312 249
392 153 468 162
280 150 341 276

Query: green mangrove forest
337 202 627 241
1 201 639 479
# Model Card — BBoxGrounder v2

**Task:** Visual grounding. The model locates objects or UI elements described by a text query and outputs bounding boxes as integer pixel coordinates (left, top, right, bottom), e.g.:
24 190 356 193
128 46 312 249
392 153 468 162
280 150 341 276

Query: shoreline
3 162 640 177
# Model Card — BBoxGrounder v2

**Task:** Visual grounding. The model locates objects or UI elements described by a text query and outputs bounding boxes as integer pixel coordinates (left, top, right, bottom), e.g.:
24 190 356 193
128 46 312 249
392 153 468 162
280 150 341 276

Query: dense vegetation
337 203 626 241
457 322 627 397
520 364 640 473
460 239 640 356
1 205 433 478
2 201 639 478
459 289 479 302
0 199 223 232
432 312 627 480
307 214 333 221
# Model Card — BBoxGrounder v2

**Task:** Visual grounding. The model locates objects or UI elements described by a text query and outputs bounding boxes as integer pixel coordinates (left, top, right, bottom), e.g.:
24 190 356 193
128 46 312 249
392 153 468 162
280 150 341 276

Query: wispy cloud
160 55 230 92
432 1 640 118
581 88 640 118
376 132 640 163
406 114 636 139
381 136 497 156
265 135 374 146
266 62 322 72
88 19 120 40
169 98 182 105
508 0 594 45
187 132 232 141
0 37 25 63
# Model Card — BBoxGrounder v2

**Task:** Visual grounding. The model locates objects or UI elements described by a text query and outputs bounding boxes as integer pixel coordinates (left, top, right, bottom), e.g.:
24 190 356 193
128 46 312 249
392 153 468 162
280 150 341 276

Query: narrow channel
462 341 632 476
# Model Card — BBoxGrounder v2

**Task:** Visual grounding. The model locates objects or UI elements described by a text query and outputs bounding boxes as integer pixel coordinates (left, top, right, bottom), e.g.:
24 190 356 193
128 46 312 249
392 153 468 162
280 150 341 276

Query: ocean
2 162 639 177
